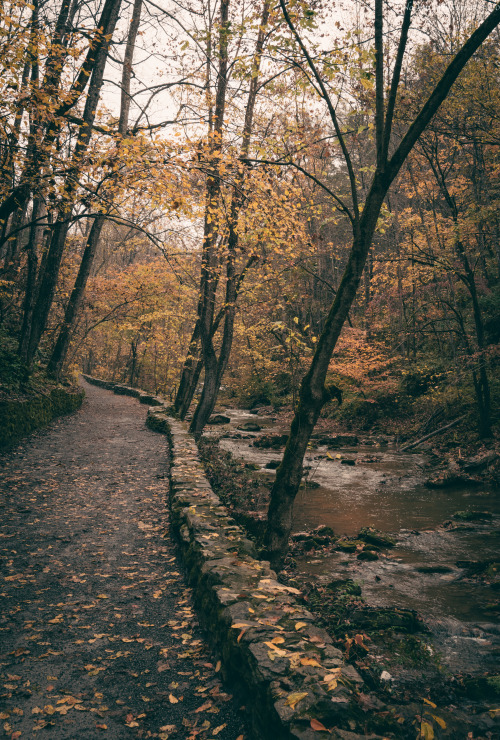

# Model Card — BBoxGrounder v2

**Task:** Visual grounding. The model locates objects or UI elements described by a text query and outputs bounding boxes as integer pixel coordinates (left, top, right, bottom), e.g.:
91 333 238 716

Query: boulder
265 460 280 469
358 527 396 548
208 414 231 425
425 470 481 488
236 422 262 432
357 549 379 561
254 433 288 449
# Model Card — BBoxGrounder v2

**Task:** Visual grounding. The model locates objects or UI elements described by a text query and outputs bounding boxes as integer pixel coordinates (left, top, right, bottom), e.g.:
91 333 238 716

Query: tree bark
47 215 105 376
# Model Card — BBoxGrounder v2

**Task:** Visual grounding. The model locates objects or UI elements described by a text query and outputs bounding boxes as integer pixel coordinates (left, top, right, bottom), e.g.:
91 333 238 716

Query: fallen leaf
419 721 434 740
295 622 307 631
422 698 437 708
96 723 108 730
195 702 212 713
284 692 308 709
215 660 221 672
212 724 227 736
169 694 179 704
301 657 322 668
310 718 330 732
430 714 446 730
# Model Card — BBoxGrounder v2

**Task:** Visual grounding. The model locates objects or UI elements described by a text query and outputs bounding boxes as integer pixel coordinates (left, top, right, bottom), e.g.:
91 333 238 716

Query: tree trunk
264 185 385 568
22 0 122 365
47 215 105 377
189 0 270 437
46 0 141 378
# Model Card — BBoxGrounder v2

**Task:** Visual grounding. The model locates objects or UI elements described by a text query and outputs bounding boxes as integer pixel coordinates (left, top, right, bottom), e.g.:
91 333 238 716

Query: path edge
81 375 365 740
0 385 84 450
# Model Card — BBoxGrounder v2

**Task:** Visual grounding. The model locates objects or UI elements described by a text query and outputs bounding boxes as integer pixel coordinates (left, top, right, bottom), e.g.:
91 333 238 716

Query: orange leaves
310 718 330 732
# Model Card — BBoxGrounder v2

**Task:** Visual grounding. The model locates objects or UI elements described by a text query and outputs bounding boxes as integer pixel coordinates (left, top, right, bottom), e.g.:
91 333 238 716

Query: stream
207 407 500 676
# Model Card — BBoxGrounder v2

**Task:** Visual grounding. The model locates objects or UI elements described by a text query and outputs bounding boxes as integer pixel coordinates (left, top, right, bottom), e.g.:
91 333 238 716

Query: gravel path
0 380 248 739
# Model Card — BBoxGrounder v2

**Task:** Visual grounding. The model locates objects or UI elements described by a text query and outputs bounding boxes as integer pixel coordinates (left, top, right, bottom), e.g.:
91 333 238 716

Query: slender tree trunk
174 320 201 415
264 184 385 568
18 200 43 363
47 215 105 376
189 0 270 437
22 0 122 365
47 0 142 378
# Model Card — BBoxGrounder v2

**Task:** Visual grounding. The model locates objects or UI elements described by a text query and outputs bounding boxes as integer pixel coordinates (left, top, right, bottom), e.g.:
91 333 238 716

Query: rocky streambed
200 406 500 737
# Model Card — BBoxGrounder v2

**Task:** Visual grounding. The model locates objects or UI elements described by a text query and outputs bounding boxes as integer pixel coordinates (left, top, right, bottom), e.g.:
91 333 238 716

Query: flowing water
208 408 500 674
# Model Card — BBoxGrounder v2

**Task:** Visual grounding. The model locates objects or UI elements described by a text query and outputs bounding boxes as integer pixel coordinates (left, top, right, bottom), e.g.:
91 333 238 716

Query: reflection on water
218 431 499 536
211 408 499 647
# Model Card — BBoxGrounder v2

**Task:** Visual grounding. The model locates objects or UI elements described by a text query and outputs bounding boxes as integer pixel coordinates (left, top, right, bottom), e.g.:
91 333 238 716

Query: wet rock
425 470 481 488
340 458 356 466
326 579 361 596
315 434 359 448
455 559 495 574
265 460 281 469
357 550 379 561
358 455 381 463
462 451 498 473
292 532 313 542
254 433 288 449
336 541 357 553
237 422 262 432
416 565 454 574
350 607 422 633
452 510 493 522
208 414 231 424
358 527 396 548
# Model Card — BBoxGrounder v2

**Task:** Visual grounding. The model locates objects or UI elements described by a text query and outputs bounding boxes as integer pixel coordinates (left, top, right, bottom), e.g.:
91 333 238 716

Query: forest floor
0 380 248 740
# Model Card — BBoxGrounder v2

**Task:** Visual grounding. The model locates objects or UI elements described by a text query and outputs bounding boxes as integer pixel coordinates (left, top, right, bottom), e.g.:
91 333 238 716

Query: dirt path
0 380 248 740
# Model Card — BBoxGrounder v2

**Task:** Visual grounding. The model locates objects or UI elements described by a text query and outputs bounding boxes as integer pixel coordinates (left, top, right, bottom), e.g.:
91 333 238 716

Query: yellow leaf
271 636 285 644
422 698 437 708
284 692 308 709
295 622 307 631
430 714 446 730
300 656 322 668
419 721 434 740
168 694 178 704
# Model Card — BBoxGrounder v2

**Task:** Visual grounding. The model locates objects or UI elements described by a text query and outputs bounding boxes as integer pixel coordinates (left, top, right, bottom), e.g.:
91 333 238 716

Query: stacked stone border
0 385 84 450
82 375 365 740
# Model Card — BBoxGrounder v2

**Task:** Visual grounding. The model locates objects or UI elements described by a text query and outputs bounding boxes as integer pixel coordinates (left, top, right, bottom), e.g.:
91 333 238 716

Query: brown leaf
310 718 330 732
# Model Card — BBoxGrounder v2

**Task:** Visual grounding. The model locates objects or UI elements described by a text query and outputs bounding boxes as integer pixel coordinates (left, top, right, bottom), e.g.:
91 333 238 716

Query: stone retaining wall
0 386 85 450
82 375 365 740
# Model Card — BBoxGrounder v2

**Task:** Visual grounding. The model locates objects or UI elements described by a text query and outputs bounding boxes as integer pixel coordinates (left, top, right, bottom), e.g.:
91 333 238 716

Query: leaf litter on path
0 382 248 739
